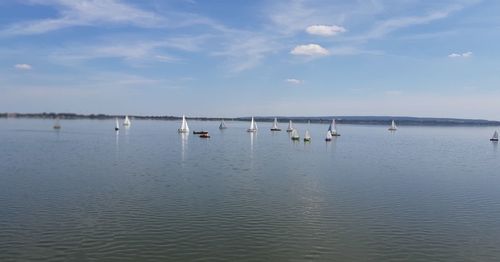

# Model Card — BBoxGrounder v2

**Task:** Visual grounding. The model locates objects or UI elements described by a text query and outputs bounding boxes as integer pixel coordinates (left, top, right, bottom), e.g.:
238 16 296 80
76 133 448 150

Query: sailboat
270 118 281 131
291 129 300 140
304 130 311 142
325 131 333 141
178 115 189 133
286 120 294 132
114 118 120 131
328 119 340 136
247 117 257 132
123 115 131 126
219 119 227 129
53 117 61 130
491 130 499 142
388 120 397 131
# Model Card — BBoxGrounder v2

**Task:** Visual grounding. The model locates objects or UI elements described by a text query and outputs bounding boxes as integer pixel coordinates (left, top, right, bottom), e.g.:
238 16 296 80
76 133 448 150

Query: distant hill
2 112 499 126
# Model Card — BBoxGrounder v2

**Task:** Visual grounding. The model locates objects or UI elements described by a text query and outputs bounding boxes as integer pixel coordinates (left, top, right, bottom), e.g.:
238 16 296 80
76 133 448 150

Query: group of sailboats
51 115 500 143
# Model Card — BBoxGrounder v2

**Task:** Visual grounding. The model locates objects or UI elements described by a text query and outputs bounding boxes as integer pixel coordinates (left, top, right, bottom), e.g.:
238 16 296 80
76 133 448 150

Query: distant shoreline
1 112 499 126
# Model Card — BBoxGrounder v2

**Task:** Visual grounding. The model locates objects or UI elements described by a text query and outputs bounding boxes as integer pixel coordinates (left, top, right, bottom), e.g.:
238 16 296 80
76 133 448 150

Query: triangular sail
389 120 397 130
219 119 227 129
493 131 499 140
305 130 311 139
326 131 332 140
287 120 293 130
179 115 189 132
123 115 131 126
272 118 279 129
115 118 120 130
328 119 337 133
248 117 257 132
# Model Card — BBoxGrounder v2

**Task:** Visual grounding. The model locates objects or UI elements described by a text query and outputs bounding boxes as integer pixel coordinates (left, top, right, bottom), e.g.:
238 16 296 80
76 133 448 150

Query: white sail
389 120 397 130
287 120 294 131
123 115 131 126
328 119 337 133
178 115 189 133
115 118 120 130
272 118 279 129
326 131 333 140
219 119 227 129
304 130 311 139
493 131 499 140
247 117 257 132
291 129 300 139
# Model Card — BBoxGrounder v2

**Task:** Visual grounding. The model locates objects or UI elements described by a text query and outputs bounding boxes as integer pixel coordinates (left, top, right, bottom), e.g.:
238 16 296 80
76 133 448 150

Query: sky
1 0 500 119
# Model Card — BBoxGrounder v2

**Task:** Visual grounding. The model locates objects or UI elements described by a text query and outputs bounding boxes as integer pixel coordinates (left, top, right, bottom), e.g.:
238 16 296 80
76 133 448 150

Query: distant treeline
2 112 499 126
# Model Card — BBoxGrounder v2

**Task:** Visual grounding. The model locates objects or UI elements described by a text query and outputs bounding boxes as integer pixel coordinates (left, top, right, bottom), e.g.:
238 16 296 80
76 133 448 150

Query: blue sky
1 0 499 119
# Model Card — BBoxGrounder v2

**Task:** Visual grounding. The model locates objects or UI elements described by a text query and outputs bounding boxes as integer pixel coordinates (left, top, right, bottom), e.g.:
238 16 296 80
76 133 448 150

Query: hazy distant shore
2 112 499 126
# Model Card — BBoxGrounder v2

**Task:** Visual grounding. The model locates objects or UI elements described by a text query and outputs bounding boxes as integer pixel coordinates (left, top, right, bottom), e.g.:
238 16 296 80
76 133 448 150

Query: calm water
1 119 500 261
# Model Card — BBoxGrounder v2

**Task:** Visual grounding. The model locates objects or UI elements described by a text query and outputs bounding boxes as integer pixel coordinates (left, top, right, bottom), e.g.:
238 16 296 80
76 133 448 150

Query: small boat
328 119 340 136
178 115 189 133
388 120 397 131
304 129 311 142
114 118 120 131
247 117 258 132
53 117 61 130
291 129 300 140
491 130 499 142
270 117 281 131
193 131 209 135
325 131 332 141
219 119 227 129
123 115 131 126
200 133 210 138
286 120 294 132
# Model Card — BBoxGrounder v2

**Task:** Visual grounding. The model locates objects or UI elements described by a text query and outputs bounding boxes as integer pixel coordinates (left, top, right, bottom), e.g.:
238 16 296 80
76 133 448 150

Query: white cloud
14 64 32 70
306 25 346 36
290 44 330 56
448 51 472 58
285 78 303 85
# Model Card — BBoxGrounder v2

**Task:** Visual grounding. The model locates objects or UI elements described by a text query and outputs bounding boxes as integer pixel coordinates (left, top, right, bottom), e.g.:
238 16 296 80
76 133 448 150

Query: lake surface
1 118 500 261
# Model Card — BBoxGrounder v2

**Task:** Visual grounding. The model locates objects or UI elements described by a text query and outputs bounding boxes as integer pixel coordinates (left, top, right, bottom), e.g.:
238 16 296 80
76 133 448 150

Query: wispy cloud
0 0 230 36
448 51 473 58
290 44 330 56
306 25 346 36
213 33 281 72
1 0 165 36
360 4 465 40
14 64 33 70
50 35 209 65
